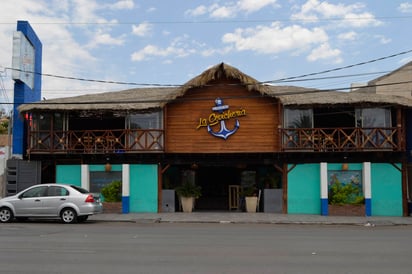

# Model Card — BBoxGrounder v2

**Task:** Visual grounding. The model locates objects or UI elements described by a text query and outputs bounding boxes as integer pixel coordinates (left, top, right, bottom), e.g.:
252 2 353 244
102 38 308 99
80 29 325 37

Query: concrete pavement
89 212 412 226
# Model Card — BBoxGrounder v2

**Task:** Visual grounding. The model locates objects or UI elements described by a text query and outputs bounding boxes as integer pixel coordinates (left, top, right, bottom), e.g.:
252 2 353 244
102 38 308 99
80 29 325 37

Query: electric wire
3 49 412 88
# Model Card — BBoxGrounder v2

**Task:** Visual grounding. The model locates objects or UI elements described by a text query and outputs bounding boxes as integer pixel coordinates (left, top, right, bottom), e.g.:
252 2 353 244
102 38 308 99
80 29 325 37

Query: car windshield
70 185 90 194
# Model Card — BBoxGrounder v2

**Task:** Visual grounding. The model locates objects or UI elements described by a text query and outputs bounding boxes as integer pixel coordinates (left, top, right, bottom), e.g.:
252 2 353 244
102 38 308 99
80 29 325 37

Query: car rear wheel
60 208 77 224
0 207 13 223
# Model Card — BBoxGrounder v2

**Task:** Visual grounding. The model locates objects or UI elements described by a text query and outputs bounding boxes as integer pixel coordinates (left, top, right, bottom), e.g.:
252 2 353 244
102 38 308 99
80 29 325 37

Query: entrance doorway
196 166 240 211
163 164 282 212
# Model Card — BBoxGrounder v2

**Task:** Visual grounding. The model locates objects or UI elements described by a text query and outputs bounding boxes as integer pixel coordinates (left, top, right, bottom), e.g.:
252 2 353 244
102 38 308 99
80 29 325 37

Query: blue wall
129 164 158 212
56 164 159 213
288 163 321 214
287 162 403 216
371 163 402 216
13 21 42 156
56 165 81 187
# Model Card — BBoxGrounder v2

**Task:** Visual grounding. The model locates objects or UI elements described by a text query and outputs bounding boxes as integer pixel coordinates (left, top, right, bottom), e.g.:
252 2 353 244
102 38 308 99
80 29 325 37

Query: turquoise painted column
363 162 372 216
122 164 130 214
320 162 328 216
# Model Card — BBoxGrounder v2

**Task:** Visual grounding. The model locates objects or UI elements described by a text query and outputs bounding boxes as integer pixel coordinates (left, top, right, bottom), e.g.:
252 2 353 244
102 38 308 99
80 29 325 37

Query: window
284 108 313 128
126 111 163 129
356 108 391 148
356 108 391 128
47 186 69 196
21 186 48 198
126 111 163 150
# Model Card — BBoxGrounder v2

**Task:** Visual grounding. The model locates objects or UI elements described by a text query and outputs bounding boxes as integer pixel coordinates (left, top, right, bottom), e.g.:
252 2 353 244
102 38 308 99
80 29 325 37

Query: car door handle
35 199 41 202
60 198 66 201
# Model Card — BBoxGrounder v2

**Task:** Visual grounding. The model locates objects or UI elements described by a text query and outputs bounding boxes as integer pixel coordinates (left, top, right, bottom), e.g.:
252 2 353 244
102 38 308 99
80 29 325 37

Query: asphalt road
0 221 411 274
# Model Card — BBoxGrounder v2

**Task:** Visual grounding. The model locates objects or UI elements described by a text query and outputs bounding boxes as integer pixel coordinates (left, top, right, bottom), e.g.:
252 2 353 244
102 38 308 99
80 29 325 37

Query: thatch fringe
182 63 271 94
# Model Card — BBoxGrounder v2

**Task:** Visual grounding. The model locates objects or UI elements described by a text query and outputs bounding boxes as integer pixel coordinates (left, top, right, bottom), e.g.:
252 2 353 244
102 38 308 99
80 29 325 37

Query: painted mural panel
328 170 363 205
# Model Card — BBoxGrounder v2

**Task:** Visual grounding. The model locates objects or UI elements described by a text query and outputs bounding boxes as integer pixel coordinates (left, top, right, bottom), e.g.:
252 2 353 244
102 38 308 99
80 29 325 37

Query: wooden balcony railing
28 129 164 154
27 127 403 155
280 127 403 152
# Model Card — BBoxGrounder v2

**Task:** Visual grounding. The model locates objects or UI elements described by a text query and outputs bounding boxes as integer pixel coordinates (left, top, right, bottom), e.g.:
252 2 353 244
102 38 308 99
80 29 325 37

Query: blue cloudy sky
0 0 411 104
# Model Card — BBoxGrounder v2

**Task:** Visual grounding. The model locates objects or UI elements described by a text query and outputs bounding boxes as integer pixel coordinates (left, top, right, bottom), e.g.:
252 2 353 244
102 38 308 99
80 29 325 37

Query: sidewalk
89 212 412 226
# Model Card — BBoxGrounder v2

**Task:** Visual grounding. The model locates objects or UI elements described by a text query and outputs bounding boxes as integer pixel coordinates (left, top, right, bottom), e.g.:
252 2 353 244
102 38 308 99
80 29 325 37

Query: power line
3 79 412 106
1 15 412 25
4 49 412 88
265 49 412 84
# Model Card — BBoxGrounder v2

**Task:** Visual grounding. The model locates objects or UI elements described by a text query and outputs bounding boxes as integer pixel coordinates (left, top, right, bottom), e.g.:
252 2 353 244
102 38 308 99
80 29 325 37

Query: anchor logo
207 98 240 140
196 98 246 140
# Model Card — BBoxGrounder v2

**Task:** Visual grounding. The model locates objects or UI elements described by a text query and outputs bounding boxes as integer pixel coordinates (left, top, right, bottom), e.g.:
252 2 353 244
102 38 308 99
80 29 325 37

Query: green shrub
175 182 201 198
101 180 122 202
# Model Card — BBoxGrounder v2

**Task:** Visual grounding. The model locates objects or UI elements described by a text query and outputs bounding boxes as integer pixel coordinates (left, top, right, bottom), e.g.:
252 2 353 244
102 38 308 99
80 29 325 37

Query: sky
1 0 412 112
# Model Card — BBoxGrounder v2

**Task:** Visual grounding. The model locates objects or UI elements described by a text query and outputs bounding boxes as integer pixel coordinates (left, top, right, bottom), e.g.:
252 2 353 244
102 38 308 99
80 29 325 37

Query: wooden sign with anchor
196 97 246 140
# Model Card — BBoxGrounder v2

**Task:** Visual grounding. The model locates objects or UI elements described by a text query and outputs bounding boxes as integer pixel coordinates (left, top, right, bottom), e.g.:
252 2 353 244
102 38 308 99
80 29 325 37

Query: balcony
26 127 403 155
280 127 403 152
28 129 164 154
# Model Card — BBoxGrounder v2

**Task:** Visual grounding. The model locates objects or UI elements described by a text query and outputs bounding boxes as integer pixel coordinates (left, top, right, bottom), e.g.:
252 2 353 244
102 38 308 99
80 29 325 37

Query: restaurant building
17 63 412 216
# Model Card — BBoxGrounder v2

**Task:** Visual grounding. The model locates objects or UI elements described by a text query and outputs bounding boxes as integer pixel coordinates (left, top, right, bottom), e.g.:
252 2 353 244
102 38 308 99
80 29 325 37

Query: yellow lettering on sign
196 108 247 130
196 118 208 129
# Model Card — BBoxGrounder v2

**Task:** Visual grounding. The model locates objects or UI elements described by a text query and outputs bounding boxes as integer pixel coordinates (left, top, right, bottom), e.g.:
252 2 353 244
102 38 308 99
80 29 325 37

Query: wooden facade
165 79 280 153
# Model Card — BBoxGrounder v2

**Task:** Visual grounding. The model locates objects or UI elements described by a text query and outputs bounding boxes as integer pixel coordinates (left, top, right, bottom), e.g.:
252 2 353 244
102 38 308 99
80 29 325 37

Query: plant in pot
175 182 201 213
101 180 122 213
241 185 258 213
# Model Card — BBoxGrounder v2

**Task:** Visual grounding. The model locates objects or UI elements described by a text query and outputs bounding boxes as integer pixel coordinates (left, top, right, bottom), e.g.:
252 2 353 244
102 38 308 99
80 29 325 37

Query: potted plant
101 180 122 213
241 186 258 213
175 182 201 213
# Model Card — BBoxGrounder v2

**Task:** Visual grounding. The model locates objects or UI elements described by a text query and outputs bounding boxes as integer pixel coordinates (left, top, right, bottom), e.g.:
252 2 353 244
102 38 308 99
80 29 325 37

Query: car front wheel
0 207 13 223
60 208 77 224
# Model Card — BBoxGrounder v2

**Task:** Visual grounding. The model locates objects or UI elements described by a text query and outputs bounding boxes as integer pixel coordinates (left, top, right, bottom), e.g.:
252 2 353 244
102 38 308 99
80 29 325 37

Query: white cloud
211 6 236 18
307 43 342 63
131 36 197 61
399 2 412 13
375 35 391 44
131 44 189 61
146 7 156 13
338 31 357 41
86 30 125 48
132 22 152 37
237 0 279 13
185 5 208 16
108 0 134 10
186 0 278 18
292 0 381 28
222 22 328 54
342 12 382 28
0 0 132 99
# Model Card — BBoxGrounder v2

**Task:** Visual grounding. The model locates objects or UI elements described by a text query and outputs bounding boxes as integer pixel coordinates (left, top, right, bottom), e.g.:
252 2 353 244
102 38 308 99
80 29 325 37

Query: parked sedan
0 184 103 224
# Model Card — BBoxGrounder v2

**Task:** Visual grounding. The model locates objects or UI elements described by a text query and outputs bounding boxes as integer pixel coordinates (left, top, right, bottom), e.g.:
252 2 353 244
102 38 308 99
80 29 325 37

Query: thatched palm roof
182 62 271 94
18 62 412 113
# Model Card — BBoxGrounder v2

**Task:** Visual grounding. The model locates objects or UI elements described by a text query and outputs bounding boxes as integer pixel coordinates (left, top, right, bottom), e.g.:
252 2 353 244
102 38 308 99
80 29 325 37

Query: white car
0 184 103 224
